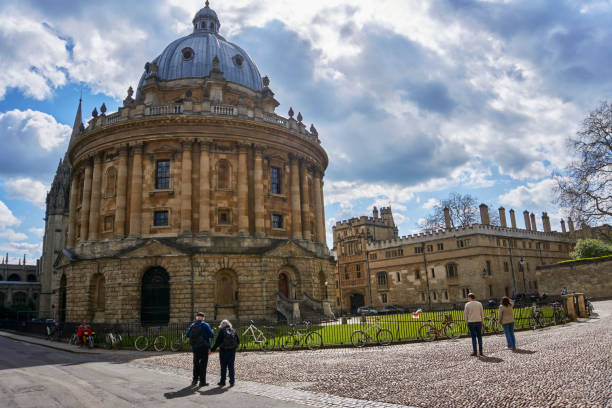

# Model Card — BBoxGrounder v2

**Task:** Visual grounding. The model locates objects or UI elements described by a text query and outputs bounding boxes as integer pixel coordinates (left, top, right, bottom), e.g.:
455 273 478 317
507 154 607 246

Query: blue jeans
467 322 483 352
503 322 516 348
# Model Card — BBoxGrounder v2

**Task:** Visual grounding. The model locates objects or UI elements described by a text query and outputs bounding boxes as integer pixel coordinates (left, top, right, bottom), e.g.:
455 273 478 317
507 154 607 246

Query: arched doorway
278 273 289 298
59 274 67 322
141 267 170 325
350 293 365 314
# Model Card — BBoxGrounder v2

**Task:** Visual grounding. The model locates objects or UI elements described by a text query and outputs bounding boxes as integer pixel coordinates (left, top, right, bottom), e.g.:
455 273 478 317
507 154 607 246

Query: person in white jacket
464 293 484 356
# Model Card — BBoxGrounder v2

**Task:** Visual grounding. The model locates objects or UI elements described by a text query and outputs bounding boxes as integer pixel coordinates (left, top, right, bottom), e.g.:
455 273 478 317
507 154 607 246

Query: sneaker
504 347 511 350
470 351 477 356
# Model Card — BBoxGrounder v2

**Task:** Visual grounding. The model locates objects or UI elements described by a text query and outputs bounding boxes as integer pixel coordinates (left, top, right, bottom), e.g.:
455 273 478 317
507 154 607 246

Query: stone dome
137 2 263 92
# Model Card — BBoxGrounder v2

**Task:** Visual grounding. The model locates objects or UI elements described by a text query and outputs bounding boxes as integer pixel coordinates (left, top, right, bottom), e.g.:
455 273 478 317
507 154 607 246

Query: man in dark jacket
211 319 240 387
186 312 215 387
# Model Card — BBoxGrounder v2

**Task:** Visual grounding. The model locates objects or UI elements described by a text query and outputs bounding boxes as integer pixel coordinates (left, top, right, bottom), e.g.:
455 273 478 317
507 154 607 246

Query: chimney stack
499 207 507 228
530 213 537 231
561 219 566 233
373 206 379 219
542 212 551 232
568 217 575 233
523 210 531 230
444 207 451 229
479 204 490 225
509 209 517 228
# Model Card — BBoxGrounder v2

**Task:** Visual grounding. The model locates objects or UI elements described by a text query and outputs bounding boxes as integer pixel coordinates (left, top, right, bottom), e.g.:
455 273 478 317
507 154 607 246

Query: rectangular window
381 293 388 304
462 288 471 298
444 291 448 300
369 253 377 260
415 269 420 280
103 215 114 232
356 264 360 271
398 249 403 256
433 292 437 300
431 268 435 278
154 210 169 226
272 214 283 229
345 272 349 280
218 209 230 224
486 260 491 276
426 245 433 252
156 160 170 189
396 272 401 282
437 243 444 251
356 270 361 278
271 167 281 194
415 246 423 254
457 240 464 248
503 262 509 272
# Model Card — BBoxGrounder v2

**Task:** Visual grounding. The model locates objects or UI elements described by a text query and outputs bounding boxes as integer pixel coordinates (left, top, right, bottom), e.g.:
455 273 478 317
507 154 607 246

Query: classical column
313 169 324 243
128 143 143 237
237 143 249 234
198 140 211 233
253 146 265 237
300 161 311 240
290 155 302 240
319 176 326 245
67 174 78 247
180 141 193 234
114 145 128 238
79 160 93 242
88 153 103 241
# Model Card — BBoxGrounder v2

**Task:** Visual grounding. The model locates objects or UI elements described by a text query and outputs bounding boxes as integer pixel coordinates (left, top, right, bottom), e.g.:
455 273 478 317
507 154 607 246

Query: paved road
0 336 308 408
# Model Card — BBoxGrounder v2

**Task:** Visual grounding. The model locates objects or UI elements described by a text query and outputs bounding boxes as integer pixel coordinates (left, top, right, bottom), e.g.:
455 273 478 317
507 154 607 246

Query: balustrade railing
210 104 236 116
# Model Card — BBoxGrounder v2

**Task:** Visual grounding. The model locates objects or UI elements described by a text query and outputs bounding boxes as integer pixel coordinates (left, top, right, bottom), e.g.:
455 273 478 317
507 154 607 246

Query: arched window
12 292 27 305
446 263 458 278
377 271 388 286
91 274 105 311
217 160 231 189
141 267 170 324
27 274 37 282
105 167 117 197
216 270 235 305
7 274 20 282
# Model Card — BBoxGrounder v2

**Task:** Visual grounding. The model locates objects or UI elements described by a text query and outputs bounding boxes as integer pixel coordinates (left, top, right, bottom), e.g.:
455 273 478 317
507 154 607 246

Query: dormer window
233 54 244 67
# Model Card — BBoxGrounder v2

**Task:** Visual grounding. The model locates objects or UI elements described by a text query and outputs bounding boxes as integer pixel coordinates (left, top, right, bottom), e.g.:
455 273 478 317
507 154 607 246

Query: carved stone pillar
128 143 143 237
67 174 78 247
79 160 93 242
300 161 311 240
290 155 302 240
181 141 193 234
198 140 211 233
319 176 326 245
88 153 103 241
115 145 128 238
313 169 324 243
237 143 249 234
253 146 265 236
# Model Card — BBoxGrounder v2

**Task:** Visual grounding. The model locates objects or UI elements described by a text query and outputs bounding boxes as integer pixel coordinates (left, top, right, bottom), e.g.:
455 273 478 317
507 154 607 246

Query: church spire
67 98 83 150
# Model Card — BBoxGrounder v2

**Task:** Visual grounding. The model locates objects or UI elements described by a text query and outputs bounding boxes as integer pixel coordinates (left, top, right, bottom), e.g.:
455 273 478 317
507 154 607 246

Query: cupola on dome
137 1 263 92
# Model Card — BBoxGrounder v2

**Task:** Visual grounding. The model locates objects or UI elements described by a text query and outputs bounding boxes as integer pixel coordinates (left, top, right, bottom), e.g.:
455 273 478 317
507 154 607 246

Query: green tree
570 238 612 259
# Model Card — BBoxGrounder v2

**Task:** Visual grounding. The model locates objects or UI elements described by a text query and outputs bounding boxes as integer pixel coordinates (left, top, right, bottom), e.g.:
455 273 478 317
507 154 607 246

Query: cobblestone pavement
143 300 612 408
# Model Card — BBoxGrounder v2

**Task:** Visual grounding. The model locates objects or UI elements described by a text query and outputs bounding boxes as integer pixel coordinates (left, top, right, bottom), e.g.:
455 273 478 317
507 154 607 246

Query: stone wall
536 257 612 299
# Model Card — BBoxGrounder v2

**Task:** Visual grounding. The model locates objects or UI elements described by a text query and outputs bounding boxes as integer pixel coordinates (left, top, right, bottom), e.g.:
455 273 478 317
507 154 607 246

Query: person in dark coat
211 319 240 387
185 312 215 387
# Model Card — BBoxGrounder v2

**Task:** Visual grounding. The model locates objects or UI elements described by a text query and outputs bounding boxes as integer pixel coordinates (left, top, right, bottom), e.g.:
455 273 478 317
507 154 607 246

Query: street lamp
324 281 328 300
519 257 527 293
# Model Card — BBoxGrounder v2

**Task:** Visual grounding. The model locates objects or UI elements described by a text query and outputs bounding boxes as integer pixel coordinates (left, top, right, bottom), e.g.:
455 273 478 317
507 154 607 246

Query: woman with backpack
211 319 240 387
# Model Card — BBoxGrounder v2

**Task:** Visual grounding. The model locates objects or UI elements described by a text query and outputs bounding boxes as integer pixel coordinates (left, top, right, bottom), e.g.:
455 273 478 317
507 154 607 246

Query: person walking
464 293 484 356
499 296 516 351
211 319 240 387
186 312 215 387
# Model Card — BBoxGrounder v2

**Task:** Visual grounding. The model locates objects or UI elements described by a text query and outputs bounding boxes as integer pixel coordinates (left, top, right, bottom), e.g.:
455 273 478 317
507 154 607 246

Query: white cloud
422 198 440 210
0 229 27 241
0 200 20 230
5 177 48 208
498 179 557 210
29 227 44 240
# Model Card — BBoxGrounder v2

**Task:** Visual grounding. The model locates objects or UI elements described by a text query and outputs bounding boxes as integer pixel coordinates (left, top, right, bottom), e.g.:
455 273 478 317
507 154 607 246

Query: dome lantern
193 0 220 33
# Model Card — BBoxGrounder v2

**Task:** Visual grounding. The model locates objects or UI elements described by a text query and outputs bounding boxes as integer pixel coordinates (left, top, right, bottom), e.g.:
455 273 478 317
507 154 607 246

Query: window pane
154 211 169 226
156 160 170 189
273 214 283 228
271 167 281 194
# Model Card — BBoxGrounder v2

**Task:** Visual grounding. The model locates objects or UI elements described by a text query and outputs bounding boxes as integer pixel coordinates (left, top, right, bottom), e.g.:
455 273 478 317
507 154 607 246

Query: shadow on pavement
199 386 229 396
513 348 536 355
478 356 503 363
163 384 199 399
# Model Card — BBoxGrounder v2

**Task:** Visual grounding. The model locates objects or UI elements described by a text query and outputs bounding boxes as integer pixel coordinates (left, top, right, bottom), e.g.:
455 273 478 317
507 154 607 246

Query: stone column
237 143 249 235
300 161 311 240
479 204 490 225
67 174 79 247
523 210 531 231
499 207 507 228
319 177 326 245
198 140 211 233
530 213 537 231
561 219 567 233
79 160 93 242
88 153 103 241
290 155 302 240
253 146 265 237
180 141 193 234
313 169 324 244
128 143 143 237
509 209 517 229
115 145 128 238
444 207 451 229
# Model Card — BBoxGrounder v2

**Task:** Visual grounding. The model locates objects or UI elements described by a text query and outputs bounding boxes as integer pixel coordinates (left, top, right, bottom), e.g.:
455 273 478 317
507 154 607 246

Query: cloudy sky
0 0 611 263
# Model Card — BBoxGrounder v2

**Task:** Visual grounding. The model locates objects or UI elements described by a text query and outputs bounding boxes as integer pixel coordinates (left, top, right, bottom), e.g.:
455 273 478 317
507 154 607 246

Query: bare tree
422 192 501 231
555 101 612 224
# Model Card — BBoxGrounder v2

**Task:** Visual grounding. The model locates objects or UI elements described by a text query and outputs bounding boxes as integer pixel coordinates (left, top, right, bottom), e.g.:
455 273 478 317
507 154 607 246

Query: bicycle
551 302 568 325
281 321 323 350
418 313 461 341
104 330 123 350
68 332 78 345
134 326 167 351
528 305 546 330
351 319 393 347
585 297 594 317
483 312 501 334
240 321 275 351
170 333 190 352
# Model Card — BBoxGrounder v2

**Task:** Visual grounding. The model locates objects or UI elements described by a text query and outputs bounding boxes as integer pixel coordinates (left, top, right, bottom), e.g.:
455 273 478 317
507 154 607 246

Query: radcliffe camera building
40 2 335 324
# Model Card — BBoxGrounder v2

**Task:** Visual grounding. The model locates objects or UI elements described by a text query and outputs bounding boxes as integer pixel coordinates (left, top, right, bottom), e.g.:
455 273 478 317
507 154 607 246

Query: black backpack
221 327 239 349
189 323 206 348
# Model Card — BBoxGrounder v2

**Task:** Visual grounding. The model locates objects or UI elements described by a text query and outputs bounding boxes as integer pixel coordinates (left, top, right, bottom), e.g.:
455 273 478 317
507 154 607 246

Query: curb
0 331 106 354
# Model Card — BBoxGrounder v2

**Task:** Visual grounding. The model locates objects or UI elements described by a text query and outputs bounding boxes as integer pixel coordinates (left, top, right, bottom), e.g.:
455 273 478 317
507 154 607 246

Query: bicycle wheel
376 329 393 346
350 330 368 347
443 322 461 340
153 336 167 352
68 334 77 345
305 332 323 350
87 335 95 349
170 338 183 352
254 332 268 350
419 324 436 341
280 335 298 350
134 335 149 351
262 333 276 351
486 319 501 333
104 334 113 350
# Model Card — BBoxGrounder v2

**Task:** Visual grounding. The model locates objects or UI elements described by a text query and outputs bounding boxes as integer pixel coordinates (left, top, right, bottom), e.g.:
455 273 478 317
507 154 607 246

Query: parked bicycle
240 321 275 351
418 313 461 341
134 326 167 351
104 330 123 350
483 312 501 333
528 305 546 330
585 297 594 316
551 302 568 325
68 332 78 345
351 319 393 347
45 322 62 341
170 333 190 352
281 321 323 350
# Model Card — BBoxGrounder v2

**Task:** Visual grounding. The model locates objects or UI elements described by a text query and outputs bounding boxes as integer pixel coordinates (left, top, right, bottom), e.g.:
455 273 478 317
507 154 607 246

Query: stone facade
536 257 612 299
46 4 335 324
0 256 40 309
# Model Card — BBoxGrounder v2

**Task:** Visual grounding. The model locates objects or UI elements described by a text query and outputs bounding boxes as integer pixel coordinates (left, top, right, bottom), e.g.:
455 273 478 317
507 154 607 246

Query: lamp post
324 280 328 300
421 242 432 311
519 257 527 293
508 239 517 297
